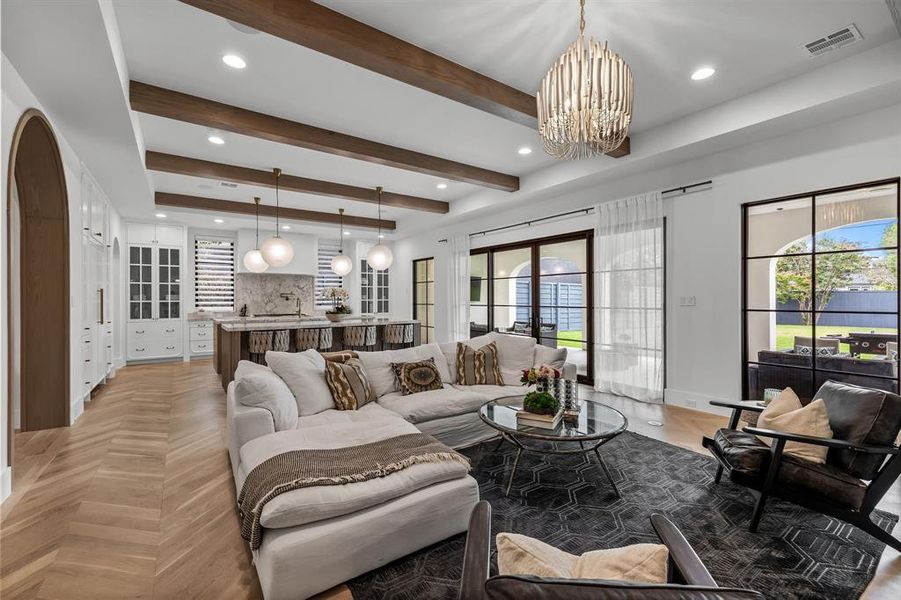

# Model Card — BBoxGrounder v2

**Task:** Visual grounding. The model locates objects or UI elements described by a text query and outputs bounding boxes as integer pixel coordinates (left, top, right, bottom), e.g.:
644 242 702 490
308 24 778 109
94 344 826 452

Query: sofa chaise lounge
226 332 576 599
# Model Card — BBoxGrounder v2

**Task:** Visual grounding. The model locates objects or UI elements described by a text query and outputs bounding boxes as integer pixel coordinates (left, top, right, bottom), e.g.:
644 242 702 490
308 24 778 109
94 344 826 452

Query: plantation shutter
194 237 235 310
316 240 343 307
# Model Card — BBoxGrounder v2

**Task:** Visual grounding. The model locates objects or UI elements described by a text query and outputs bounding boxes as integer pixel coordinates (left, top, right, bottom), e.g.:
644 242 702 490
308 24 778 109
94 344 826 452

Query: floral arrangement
520 364 561 386
322 287 351 314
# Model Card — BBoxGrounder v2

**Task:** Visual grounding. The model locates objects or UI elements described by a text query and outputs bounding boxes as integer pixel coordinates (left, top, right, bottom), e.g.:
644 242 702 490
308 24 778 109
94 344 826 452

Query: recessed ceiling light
436 182 448 190
213 218 224 224
155 213 167 219
208 135 225 145
517 146 533 155
343 231 351 236
378 234 385 239
222 54 246 69
691 66 716 81
281 225 291 230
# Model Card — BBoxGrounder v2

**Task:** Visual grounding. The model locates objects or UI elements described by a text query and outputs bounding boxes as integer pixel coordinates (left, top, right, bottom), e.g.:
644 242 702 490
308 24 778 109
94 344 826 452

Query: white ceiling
3 0 899 240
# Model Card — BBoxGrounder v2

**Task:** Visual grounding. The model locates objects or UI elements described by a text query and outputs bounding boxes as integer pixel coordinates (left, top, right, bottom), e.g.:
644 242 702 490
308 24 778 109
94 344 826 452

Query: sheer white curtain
436 234 470 342
594 192 664 402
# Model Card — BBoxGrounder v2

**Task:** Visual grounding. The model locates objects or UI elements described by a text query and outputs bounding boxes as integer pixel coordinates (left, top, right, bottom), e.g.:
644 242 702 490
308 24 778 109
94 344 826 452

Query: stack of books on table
516 408 563 430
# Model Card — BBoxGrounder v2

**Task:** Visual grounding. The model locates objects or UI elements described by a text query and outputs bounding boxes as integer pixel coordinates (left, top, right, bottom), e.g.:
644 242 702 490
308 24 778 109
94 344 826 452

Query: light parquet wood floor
1 360 898 599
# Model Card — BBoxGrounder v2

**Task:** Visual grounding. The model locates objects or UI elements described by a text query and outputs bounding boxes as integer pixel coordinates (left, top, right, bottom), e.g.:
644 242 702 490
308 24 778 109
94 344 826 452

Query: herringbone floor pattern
1 360 897 599
0 360 260 600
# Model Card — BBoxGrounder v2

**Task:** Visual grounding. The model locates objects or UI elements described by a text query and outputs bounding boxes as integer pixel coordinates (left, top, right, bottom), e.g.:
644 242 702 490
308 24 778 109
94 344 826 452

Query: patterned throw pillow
391 358 444 396
324 358 375 410
320 350 359 363
456 341 504 385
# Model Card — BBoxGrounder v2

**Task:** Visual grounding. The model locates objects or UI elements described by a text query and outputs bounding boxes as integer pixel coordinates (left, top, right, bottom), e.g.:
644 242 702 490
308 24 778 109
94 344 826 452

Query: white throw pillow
266 350 334 416
534 345 567 370
234 359 272 380
486 332 537 385
438 342 458 383
235 372 298 431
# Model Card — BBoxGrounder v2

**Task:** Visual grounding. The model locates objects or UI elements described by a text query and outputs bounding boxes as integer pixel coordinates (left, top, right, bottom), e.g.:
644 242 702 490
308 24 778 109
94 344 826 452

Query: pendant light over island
259 167 294 268
242 196 269 273
366 186 393 271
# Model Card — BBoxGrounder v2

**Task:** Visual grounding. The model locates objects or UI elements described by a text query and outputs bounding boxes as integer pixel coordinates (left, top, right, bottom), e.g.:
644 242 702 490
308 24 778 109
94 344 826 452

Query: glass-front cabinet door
129 245 153 320
158 247 181 320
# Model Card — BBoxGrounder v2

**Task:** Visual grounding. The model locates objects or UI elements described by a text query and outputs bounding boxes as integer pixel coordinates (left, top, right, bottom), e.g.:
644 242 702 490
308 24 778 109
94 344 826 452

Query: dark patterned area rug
348 431 898 600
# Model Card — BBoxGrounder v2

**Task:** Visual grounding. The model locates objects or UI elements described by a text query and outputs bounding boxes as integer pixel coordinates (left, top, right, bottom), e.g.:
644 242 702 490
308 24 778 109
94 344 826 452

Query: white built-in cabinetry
126 222 185 361
80 169 113 400
189 319 214 356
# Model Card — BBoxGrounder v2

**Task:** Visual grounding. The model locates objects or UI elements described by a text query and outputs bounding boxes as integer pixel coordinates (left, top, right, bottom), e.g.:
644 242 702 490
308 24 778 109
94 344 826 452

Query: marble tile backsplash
235 273 321 316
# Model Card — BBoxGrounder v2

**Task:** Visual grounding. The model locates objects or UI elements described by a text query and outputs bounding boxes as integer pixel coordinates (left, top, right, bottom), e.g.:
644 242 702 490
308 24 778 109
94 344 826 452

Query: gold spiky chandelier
537 0 633 159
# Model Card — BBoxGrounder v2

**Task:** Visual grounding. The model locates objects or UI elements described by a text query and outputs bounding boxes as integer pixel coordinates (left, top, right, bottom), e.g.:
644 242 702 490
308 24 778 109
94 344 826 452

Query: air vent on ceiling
219 181 239 189
804 24 863 57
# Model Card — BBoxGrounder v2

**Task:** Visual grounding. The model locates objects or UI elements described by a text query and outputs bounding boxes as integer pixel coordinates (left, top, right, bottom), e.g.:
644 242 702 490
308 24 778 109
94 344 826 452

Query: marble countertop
218 317 418 332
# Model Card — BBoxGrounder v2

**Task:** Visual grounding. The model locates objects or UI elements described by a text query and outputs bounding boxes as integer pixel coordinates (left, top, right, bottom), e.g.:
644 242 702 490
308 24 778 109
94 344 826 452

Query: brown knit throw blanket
237 432 470 550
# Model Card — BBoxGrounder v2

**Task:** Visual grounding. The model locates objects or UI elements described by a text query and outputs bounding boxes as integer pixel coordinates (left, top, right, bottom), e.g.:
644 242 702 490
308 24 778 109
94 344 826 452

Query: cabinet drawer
128 323 154 338
190 340 213 354
128 339 182 360
190 320 212 331
159 324 180 339
190 328 212 341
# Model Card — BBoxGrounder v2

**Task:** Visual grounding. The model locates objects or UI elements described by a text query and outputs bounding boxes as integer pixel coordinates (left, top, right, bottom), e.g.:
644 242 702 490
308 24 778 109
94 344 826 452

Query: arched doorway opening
6 109 70 467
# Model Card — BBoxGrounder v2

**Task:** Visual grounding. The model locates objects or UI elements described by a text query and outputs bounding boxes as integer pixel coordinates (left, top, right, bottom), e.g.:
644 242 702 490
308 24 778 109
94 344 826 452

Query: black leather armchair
458 501 763 600
702 380 901 551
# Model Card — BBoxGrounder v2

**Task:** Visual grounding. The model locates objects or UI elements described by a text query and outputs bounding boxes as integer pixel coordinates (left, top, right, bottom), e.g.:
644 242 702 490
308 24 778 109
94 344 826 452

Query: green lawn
775 323 896 354
556 330 584 349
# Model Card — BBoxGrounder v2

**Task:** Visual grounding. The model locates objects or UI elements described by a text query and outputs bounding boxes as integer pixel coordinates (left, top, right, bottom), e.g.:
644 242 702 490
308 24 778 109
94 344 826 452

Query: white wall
390 102 901 414
1 55 123 501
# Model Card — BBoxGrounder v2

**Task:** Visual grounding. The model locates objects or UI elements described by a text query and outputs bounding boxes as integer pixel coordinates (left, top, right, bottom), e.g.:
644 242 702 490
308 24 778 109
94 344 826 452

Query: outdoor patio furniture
843 332 898 356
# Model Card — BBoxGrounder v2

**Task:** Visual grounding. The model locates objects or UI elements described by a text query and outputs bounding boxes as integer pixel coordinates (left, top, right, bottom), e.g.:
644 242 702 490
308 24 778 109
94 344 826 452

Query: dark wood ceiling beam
155 192 396 230
176 1 630 159
131 81 520 191
146 151 449 214
179 0 537 127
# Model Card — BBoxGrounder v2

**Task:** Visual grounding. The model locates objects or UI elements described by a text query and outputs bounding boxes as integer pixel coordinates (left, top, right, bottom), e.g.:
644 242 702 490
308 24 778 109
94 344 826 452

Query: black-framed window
360 260 389 314
316 240 343 308
469 231 595 384
413 257 434 343
742 178 900 400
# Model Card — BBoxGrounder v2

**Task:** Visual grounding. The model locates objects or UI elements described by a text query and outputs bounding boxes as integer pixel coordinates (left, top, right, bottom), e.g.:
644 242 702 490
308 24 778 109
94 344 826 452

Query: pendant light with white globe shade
259 168 294 267
330 208 353 276
242 196 269 273
366 186 393 271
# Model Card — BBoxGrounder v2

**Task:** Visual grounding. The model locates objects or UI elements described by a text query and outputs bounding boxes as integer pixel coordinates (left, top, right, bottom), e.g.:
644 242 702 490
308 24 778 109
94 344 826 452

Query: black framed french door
741 178 900 401
469 230 594 384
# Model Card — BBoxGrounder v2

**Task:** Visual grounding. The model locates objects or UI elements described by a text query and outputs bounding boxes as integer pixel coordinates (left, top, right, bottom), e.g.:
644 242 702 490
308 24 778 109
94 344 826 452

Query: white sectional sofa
226 332 576 599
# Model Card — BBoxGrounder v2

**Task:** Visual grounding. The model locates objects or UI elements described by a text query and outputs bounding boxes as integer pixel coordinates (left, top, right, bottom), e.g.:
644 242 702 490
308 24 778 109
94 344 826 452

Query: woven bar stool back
317 327 333 351
248 330 273 364
272 330 290 352
295 328 319 351
344 325 377 351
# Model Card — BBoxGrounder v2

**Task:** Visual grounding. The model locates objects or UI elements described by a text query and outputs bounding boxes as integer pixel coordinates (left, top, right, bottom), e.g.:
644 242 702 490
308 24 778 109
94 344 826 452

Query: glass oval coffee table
479 396 628 497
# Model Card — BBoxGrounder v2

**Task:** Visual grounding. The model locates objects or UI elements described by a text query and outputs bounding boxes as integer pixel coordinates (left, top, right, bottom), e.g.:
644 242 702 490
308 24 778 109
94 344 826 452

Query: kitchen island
213 316 420 389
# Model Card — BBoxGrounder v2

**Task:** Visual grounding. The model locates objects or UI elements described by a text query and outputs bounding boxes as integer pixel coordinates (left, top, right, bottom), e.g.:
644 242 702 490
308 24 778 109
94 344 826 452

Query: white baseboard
70 396 85 424
1 466 11 503
664 388 733 416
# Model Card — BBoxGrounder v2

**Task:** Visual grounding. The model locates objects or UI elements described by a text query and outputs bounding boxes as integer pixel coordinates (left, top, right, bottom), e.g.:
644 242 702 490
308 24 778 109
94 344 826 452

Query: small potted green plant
323 287 351 322
522 391 560 416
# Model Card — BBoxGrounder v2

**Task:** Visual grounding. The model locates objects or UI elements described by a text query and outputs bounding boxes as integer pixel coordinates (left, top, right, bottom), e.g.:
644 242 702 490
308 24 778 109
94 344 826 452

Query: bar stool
384 323 414 349
343 325 377 352
248 330 273 364
272 330 290 352
296 327 334 352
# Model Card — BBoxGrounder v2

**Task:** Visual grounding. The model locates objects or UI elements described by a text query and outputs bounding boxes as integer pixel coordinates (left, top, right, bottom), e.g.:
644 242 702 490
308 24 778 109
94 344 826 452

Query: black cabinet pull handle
166 346 175 350
136 347 145 351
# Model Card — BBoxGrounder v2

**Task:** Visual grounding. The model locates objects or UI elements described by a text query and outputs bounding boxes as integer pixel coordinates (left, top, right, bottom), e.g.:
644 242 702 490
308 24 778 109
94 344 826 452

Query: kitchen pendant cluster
242 168 295 272
328 185 393 276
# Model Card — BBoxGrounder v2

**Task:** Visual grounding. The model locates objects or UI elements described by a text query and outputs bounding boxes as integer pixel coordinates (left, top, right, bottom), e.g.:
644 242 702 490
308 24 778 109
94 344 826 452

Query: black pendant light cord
338 208 345 253
376 186 383 239
254 196 260 247
273 167 282 236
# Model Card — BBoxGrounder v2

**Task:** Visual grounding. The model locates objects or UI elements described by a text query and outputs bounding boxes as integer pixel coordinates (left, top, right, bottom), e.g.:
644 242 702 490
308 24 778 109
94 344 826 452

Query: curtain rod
437 179 712 242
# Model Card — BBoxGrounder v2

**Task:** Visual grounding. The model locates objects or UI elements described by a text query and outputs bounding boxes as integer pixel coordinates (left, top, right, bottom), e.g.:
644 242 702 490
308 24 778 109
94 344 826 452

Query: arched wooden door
6 109 70 444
